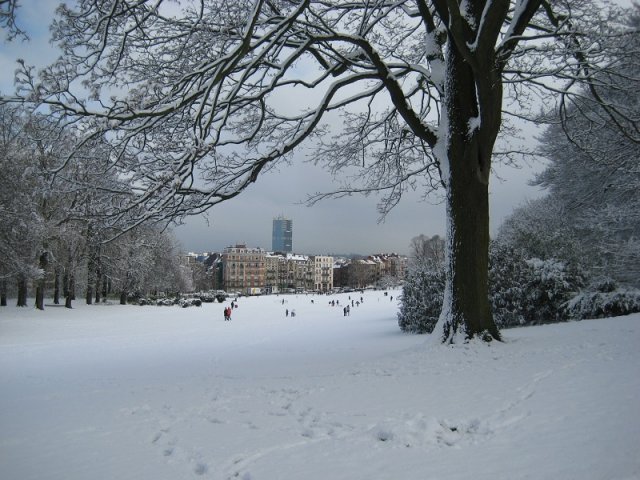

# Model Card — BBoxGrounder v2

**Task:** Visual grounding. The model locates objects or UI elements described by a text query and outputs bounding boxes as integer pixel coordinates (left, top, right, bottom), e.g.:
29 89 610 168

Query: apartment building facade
221 244 266 293
312 255 334 292
217 244 405 293
223 247 334 293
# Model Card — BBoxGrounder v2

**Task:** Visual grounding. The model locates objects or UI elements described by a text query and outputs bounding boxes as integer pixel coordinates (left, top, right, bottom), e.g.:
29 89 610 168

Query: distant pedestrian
223 307 230 321
227 306 232 321
291 309 296 317
343 306 347 316
286 309 289 317
347 305 350 316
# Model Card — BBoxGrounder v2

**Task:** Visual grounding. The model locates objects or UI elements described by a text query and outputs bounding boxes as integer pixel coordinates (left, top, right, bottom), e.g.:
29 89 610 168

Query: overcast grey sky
1 0 548 256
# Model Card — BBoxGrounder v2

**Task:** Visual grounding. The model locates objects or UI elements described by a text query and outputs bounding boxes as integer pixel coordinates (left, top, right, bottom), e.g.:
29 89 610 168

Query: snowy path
1 292 639 479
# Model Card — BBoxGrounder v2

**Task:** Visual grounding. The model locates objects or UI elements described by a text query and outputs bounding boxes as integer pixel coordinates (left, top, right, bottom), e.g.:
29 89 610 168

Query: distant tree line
0 104 192 309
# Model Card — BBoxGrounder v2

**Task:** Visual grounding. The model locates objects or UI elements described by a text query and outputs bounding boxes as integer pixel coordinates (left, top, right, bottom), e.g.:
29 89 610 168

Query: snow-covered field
1 289 638 480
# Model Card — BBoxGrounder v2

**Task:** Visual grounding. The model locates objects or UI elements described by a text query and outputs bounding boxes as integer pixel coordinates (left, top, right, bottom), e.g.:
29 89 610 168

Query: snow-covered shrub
399 242 586 334
397 261 445 334
564 278 640 319
521 258 585 325
489 242 585 328
489 243 530 328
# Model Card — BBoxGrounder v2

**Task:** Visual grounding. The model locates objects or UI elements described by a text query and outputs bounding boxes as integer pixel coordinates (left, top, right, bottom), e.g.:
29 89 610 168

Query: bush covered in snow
564 278 640 319
489 242 584 327
399 242 586 334
397 260 445 334
517 257 584 325
488 243 531 328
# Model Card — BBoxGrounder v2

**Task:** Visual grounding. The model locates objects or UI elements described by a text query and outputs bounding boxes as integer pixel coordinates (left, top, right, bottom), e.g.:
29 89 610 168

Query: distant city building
186 246 403 293
263 252 334 292
311 255 334 292
272 216 293 253
221 244 266 293
332 254 407 289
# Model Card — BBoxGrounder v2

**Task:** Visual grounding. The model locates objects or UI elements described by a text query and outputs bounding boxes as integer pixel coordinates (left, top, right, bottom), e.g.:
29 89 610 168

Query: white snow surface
1 289 639 480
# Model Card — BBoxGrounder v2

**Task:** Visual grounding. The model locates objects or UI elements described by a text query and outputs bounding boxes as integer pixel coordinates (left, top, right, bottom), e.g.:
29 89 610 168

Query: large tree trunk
53 266 60 305
434 38 501 343
65 273 75 309
35 250 49 311
16 275 27 307
1 280 6 306
95 271 101 304
439 150 499 342
86 256 95 305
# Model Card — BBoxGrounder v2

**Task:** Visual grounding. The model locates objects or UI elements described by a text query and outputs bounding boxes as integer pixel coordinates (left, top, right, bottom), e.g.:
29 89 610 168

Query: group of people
223 301 237 321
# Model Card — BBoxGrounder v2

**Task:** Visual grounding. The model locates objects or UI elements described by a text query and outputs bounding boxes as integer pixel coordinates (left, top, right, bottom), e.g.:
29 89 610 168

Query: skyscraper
272 216 293 252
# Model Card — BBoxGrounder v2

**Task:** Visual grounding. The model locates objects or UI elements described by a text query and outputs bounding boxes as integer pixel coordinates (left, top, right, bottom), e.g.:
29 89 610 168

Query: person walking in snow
223 307 229 321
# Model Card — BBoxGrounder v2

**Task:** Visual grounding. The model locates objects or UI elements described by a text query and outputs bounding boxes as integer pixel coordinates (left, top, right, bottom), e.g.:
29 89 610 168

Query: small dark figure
286 309 289 317
343 306 347 316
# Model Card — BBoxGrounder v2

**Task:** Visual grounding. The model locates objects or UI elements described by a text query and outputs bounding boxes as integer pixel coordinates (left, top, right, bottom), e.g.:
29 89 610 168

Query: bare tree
410 234 445 266
0 0 26 40
13 0 636 341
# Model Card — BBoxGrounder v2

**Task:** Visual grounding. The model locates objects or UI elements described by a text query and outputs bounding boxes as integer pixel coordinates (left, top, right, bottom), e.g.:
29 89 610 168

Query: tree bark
102 274 109 302
65 273 75 309
35 250 49 311
16 275 27 307
53 266 60 305
1 280 6 306
436 37 501 343
86 243 97 305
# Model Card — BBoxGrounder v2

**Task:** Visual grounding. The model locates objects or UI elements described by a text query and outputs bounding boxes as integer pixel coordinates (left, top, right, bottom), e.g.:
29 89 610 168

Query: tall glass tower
272 216 293 252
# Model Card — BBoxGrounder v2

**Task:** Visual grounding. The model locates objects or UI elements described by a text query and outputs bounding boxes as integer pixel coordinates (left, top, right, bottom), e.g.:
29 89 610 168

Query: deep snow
1 289 638 480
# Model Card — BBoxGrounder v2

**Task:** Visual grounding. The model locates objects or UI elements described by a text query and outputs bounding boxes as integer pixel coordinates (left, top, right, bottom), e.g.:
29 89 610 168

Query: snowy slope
1 290 638 480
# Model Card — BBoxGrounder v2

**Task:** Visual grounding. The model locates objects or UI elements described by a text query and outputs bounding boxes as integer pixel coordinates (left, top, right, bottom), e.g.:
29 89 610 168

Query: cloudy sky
1 0 548 256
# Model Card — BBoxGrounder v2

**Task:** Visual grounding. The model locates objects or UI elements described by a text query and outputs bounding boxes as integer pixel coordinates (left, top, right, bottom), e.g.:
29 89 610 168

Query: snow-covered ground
1 289 638 480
